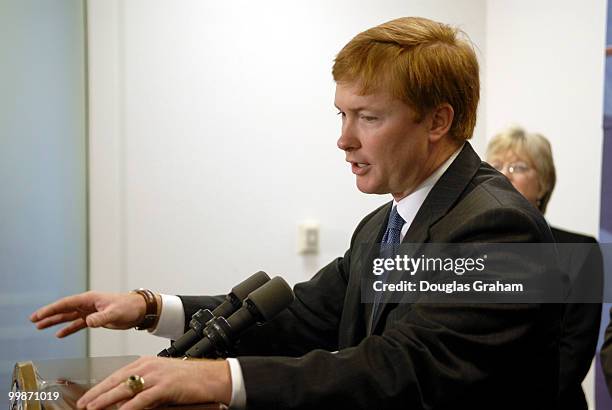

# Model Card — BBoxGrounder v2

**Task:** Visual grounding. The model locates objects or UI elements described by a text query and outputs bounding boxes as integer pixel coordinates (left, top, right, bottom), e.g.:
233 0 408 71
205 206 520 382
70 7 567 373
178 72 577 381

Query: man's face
335 82 435 200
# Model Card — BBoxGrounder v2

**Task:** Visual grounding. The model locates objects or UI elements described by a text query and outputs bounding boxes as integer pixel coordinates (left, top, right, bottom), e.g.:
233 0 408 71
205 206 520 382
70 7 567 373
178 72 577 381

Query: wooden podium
10 356 226 409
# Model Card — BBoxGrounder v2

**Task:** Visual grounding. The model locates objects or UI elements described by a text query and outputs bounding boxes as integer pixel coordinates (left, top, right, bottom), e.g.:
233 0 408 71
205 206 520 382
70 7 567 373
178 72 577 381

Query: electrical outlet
298 221 319 254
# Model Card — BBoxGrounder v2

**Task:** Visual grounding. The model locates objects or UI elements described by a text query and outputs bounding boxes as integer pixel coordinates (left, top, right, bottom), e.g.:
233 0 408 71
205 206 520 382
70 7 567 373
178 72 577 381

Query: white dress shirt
151 144 463 409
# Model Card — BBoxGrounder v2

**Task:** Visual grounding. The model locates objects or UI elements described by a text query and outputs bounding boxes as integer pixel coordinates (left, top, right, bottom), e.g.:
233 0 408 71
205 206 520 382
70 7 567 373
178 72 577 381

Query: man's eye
336 111 345 117
361 116 377 122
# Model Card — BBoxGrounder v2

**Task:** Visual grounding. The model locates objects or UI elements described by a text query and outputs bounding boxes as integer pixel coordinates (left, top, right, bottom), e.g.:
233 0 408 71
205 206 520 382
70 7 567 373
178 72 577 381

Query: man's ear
428 103 454 143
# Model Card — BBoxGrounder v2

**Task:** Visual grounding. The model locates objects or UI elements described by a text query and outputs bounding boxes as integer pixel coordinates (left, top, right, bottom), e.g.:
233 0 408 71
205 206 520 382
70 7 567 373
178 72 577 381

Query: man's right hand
30 291 150 337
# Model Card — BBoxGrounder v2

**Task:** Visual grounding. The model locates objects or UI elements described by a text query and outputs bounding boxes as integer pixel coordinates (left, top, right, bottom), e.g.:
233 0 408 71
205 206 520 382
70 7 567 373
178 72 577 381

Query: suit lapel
341 202 390 345
402 142 482 242
369 142 482 334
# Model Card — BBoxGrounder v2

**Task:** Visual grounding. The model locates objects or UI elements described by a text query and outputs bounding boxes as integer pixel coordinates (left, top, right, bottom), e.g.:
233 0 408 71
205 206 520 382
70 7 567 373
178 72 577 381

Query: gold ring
125 374 145 395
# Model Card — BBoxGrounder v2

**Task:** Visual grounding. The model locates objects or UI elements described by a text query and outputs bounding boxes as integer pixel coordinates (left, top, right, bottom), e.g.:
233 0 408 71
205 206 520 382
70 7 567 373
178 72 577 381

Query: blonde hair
486 126 557 213
332 17 480 141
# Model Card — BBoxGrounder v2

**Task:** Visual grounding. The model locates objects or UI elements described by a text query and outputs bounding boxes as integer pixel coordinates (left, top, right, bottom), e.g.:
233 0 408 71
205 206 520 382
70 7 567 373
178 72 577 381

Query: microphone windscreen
247 276 295 321
231 271 271 301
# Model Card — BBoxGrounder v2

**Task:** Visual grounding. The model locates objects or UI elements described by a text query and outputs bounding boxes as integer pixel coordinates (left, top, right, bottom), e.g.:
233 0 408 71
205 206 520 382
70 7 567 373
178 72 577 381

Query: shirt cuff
150 294 185 340
227 358 247 409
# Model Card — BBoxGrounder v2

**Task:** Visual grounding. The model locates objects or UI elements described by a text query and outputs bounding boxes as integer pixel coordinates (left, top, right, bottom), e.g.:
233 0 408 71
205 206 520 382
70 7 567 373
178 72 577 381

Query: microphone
183 276 295 358
157 271 271 358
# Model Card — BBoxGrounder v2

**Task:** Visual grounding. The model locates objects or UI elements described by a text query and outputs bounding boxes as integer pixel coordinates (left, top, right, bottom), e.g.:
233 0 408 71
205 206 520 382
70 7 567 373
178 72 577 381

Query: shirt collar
393 143 464 231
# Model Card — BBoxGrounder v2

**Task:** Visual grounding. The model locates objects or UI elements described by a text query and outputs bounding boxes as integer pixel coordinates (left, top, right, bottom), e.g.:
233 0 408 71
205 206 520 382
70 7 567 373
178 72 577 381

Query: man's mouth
350 162 370 175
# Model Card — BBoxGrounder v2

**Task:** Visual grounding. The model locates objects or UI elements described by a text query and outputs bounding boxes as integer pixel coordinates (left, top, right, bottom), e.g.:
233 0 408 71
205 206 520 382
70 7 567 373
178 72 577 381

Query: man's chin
355 180 386 195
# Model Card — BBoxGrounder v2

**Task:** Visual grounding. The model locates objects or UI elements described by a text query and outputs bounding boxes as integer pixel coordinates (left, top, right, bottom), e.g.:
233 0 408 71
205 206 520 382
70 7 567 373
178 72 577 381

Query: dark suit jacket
180 143 562 409
551 227 602 410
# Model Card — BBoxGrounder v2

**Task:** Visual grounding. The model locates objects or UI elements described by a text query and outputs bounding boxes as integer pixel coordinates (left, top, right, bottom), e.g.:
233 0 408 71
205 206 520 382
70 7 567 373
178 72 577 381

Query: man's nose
337 123 360 151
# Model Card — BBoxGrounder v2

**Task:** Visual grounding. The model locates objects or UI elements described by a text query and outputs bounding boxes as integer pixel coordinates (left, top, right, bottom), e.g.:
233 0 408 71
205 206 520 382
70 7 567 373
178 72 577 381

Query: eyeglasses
489 161 531 175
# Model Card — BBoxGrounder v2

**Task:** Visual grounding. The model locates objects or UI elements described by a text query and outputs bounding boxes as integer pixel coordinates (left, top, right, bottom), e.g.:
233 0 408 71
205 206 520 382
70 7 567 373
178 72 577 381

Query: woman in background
486 126 603 410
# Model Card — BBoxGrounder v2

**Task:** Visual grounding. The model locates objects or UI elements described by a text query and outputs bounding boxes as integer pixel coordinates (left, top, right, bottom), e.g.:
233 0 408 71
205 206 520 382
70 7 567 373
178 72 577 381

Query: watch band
131 288 159 330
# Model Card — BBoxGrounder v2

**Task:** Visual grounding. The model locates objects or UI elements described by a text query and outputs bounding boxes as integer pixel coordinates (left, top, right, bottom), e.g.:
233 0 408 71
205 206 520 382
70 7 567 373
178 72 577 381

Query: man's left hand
76 356 232 410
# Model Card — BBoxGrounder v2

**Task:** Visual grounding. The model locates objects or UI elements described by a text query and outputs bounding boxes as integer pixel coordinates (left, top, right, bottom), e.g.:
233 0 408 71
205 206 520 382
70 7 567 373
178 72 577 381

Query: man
31 17 561 409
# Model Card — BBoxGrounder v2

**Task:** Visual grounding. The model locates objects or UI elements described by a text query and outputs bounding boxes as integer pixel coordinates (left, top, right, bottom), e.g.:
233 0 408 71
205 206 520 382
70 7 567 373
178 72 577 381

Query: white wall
87 0 487 356
87 0 129 355
485 1 607 408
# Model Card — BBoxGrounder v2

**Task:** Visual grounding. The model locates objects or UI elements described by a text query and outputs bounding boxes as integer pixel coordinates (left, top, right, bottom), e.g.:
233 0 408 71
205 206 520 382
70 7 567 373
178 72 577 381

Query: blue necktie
381 206 405 246
371 206 406 329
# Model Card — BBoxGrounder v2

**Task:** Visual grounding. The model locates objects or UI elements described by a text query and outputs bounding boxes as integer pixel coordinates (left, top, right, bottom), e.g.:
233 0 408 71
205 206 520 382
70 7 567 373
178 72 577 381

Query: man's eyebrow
334 104 371 112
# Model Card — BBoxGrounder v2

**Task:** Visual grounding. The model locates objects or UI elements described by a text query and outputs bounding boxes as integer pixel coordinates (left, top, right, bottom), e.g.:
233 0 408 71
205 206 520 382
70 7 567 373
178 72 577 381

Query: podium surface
11 356 226 409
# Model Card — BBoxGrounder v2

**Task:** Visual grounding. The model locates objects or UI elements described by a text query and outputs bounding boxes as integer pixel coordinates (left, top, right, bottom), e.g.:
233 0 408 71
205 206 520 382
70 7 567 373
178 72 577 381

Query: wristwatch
130 288 159 331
